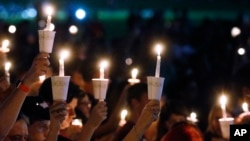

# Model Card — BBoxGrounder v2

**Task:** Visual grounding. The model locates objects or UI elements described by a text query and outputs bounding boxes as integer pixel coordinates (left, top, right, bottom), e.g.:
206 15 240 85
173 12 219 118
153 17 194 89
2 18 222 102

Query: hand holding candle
219 95 228 119
154 43 163 77
4 61 11 84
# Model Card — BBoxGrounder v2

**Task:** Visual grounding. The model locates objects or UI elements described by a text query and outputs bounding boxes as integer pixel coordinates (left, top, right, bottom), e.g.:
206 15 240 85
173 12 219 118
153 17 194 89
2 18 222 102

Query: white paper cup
147 76 165 100
38 30 56 53
92 78 109 101
51 76 70 101
219 117 234 139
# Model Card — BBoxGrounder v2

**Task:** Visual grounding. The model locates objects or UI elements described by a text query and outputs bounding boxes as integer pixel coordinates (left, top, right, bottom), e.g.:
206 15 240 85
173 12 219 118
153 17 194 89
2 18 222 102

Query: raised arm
0 53 50 140
123 100 160 141
76 101 108 141
46 102 67 141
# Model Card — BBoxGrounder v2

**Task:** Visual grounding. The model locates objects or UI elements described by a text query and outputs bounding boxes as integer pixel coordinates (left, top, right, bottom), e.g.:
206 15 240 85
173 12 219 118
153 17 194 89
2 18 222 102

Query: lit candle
219 95 227 119
131 68 138 79
1 39 10 53
154 43 163 77
45 6 53 31
242 102 249 112
187 112 198 123
59 50 69 76
128 68 140 85
119 109 128 126
72 119 83 127
4 61 11 83
99 60 108 79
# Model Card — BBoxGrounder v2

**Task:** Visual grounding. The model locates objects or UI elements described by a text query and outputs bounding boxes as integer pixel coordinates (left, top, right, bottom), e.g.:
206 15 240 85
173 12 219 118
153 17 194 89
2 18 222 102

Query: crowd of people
1 8 250 141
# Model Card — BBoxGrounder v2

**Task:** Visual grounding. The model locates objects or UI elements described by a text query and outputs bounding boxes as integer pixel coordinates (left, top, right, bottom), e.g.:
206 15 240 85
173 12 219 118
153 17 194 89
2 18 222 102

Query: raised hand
22 52 50 86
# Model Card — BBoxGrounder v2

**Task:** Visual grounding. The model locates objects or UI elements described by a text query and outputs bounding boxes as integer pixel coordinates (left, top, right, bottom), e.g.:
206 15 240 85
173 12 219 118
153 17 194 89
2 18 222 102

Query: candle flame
59 50 70 60
46 5 54 16
219 94 227 106
72 119 82 127
190 112 197 119
131 68 138 79
242 102 249 112
120 109 128 120
5 62 11 72
155 43 163 56
2 39 10 48
99 60 109 69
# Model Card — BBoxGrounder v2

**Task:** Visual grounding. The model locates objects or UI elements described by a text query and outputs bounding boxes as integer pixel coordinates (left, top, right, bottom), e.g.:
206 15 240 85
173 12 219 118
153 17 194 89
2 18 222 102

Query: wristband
15 80 30 93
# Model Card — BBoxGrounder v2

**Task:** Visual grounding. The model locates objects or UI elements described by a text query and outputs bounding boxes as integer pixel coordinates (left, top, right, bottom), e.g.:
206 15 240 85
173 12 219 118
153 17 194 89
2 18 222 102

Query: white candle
119 109 128 126
45 6 53 31
219 95 227 119
4 62 11 83
154 44 163 77
99 60 108 79
59 50 69 77
131 68 138 79
242 102 249 112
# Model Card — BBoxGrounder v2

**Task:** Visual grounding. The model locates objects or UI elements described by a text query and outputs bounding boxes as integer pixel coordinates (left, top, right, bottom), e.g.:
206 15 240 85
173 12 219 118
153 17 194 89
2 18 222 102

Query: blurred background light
238 48 245 55
8 25 16 33
69 25 78 34
75 8 86 20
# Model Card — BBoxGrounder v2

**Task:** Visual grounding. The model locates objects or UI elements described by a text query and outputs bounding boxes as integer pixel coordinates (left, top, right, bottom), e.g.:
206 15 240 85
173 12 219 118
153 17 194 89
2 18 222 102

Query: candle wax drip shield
218 117 234 139
92 78 109 100
147 76 165 100
38 30 56 53
51 76 70 101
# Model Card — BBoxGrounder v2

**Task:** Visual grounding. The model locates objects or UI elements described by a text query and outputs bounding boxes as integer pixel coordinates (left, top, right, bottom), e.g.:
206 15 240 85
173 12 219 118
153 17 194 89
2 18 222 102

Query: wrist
15 80 30 93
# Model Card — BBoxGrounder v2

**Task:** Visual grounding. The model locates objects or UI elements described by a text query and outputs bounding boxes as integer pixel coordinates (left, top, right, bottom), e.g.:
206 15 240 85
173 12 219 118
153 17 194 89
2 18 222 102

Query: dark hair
162 121 204 141
38 77 85 104
126 83 148 107
156 100 189 140
21 96 50 125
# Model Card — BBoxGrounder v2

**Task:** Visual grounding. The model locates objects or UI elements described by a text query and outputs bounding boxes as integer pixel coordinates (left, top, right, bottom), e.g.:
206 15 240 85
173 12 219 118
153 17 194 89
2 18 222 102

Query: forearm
123 126 144 141
76 121 97 141
0 88 28 137
45 124 60 141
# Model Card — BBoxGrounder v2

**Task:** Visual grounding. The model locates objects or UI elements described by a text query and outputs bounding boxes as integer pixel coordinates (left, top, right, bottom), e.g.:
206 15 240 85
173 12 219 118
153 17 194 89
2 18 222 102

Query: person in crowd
204 105 232 141
123 100 160 141
0 52 50 141
3 113 29 141
75 93 94 124
161 121 204 141
39 77 108 141
231 62 250 116
112 82 150 141
156 99 189 141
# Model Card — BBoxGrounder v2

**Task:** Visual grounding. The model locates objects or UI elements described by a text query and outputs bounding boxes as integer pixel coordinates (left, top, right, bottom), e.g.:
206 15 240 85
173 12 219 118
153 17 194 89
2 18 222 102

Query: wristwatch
15 80 30 93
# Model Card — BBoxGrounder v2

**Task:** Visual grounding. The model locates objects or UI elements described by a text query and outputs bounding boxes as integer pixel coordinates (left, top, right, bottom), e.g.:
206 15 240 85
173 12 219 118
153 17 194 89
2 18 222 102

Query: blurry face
211 110 222 135
77 96 91 118
28 120 50 141
61 98 78 129
165 114 186 130
4 119 28 141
